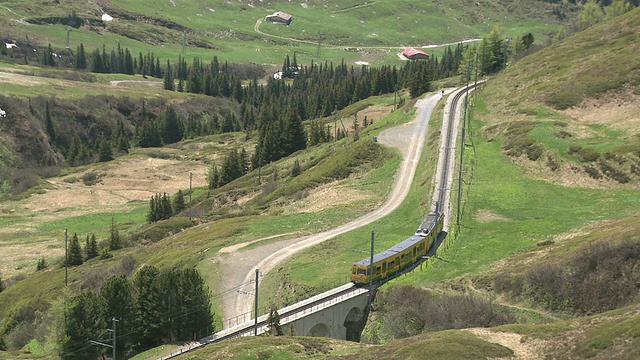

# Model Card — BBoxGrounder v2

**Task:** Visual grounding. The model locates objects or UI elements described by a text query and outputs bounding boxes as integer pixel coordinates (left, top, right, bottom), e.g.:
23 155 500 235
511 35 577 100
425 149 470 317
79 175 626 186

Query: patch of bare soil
474 208 510 222
279 180 375 214
466 328 548 360
0 70 46 86
1 156 208 278
23 157 207 215
563 90 640 133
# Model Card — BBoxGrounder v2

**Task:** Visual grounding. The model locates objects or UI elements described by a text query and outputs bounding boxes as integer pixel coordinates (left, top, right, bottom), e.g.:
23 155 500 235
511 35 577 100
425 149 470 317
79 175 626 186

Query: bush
82 171 100 186
495 241 640 315
545 91 582 110
578 147 600 162
584 165 602 179
376 285 516 339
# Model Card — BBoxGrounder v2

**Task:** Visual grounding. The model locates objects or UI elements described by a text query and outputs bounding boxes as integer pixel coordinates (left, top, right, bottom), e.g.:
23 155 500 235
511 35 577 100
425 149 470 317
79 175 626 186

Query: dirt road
217 90 455 326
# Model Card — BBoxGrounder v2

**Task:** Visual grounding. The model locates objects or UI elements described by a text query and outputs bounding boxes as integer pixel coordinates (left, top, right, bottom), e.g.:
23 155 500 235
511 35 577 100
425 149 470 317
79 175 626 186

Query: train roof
416 212 442 234
354 235 425 267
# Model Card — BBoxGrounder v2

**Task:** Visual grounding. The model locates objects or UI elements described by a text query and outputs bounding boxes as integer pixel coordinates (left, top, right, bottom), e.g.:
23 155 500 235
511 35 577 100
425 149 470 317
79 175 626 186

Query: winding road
219 89 455 326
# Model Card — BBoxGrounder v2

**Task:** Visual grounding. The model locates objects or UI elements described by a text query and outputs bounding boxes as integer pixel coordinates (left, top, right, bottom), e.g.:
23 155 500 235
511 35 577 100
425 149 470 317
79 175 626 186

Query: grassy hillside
0 0 574 66
1 2 639 360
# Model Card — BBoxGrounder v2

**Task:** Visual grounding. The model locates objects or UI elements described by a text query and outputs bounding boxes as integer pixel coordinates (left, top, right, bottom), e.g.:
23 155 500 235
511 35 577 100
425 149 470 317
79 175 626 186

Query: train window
357 268 367 276
376 266 381 274
382 263 387 272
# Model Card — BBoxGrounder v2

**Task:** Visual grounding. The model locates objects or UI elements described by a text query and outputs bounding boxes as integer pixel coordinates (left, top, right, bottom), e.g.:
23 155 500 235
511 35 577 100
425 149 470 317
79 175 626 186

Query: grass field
0 0 570 68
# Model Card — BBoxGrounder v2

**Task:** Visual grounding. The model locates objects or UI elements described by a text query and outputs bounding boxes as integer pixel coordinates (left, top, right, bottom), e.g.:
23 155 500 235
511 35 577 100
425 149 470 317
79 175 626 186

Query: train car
351 212 444 285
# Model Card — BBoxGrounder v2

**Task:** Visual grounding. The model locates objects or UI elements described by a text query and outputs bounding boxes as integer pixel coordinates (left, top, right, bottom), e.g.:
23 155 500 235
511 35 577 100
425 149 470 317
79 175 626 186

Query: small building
265 11 292 25
402 47 430 60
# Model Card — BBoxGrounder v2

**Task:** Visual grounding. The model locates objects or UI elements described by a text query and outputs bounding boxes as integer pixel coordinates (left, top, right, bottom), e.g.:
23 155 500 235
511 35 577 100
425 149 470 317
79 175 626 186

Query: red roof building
402 47 430 60
265 11 293 25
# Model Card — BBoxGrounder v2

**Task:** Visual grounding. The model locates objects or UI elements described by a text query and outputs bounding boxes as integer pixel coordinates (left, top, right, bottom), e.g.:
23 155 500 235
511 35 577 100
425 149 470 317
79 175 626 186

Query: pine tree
132 265 163 350
291 158 301 177
173 189 186 214
44 101 56 142
85 234 98 260
266 306 283 336
68 233 84 266
98 135 113 162
56 292 106 360
115 119 130 153
206 162 220 189
74 43 87 69
36 257 48 271
164 59 175 91
109 217 122 250
100 275 134 358
162 106 184 144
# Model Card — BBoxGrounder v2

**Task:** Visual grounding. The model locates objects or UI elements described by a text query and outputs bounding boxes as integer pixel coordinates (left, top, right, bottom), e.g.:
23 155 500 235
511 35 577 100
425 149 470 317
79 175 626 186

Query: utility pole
182 29 187 55
254 269 259 336
89 318 118 360
112 317 117 360
65 27 71 49
64 228 68 287
367 230 375 309
316 31 323 58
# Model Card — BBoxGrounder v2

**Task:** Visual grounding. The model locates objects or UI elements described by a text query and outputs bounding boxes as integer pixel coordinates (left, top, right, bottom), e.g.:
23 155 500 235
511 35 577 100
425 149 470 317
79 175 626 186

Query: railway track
157 83 483 358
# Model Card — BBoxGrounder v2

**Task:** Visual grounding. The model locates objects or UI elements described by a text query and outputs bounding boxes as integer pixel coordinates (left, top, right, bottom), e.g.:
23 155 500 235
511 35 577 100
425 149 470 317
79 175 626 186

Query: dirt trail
466 328 547 359
216 90 455 327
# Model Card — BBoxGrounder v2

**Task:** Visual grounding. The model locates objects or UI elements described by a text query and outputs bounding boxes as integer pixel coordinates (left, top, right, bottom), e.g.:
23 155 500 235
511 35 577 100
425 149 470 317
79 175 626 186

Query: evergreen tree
44 101 56 142
109 217 122 250
85 234 98 260
161 106 184 144
42 43 55 66
173 268 214 340
115 119 130 153
124 48 134 75
132 265 163 350
291 158 301 177
206 162 220 189
173 189 186 214
137 120 163 148
266 306 283 336
56 292 106 360
100 275 134 358
36 256 48 271
164 59 175 91
68 233 84 266
281 107 307 156
74 43 87 69
219 149 243 186
98 135 113 162
90 48 103 72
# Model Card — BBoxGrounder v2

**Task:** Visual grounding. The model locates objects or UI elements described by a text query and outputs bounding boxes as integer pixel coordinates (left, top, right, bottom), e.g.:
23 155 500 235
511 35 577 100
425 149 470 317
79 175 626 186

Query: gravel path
214 90 455 327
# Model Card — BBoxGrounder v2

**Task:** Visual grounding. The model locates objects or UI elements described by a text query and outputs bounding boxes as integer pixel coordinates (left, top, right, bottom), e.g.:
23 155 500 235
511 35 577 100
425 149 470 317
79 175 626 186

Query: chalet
265 11 292 25
402 47 430 60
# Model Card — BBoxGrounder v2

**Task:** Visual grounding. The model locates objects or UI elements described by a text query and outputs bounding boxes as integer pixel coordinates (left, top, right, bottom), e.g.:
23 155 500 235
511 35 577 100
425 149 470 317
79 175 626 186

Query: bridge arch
344 306 364 323
307 323 331 338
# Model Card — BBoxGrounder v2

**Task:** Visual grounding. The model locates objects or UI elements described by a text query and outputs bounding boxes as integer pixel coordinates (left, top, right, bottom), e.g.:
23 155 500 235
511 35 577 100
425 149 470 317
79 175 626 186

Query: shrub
554 130 572 138
584 165 602 179
495 241 640 315
545 91 582 110
376 285 516 339
82 171 100 186
578 147 600 162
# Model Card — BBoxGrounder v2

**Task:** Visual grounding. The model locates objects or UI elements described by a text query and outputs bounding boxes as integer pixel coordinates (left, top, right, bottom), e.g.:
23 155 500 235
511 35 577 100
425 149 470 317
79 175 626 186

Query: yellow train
351 211 444 285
